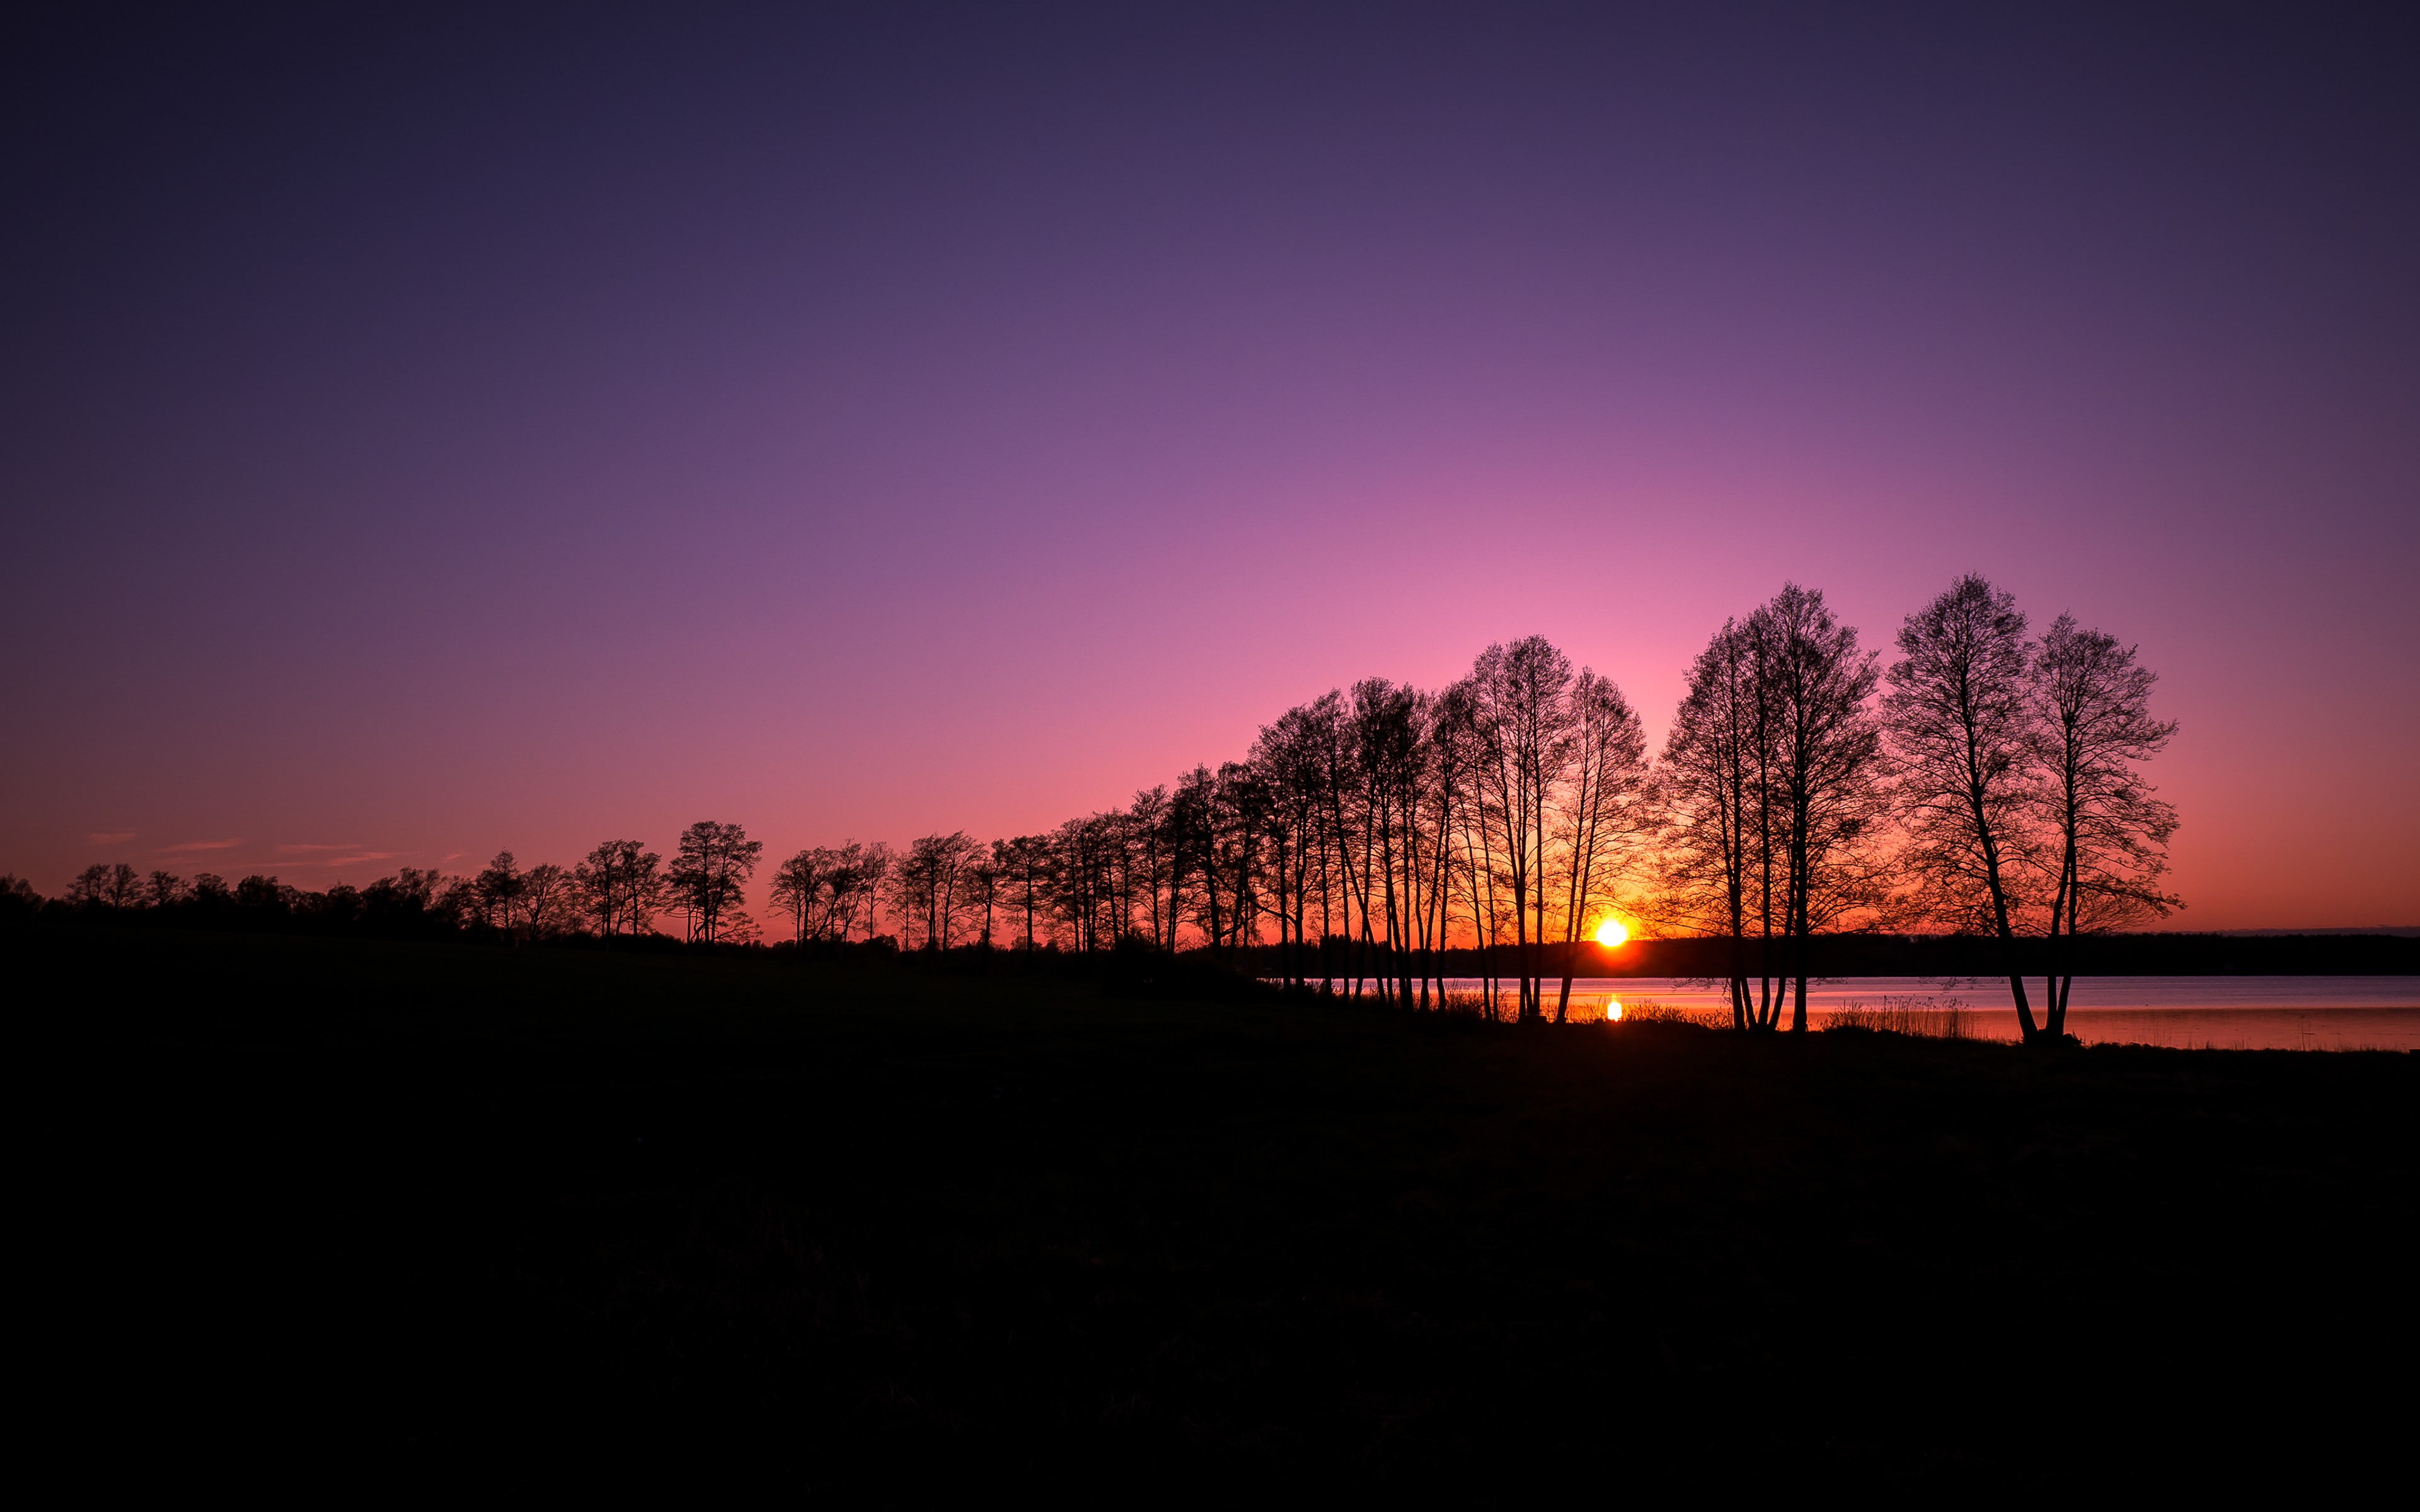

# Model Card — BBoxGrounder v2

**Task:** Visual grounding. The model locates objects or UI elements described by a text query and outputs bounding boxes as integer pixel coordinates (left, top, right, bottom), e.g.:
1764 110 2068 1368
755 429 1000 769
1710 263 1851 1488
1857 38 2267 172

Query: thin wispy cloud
265 842 403 869
88 831 135 845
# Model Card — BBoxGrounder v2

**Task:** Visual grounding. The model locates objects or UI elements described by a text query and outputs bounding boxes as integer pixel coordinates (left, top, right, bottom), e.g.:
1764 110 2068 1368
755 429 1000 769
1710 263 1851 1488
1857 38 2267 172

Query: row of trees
748 650 1647 1028
744 575 2174 1043
21 821 773 946
14 575 2175 1043
1654 577 2177 1040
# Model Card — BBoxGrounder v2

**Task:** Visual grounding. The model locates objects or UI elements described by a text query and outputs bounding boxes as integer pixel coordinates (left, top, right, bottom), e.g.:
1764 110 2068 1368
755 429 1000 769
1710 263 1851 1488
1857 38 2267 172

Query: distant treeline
14 576 2227 1041
13 871 2405 981
1234 933 2420 978
0 825 772 949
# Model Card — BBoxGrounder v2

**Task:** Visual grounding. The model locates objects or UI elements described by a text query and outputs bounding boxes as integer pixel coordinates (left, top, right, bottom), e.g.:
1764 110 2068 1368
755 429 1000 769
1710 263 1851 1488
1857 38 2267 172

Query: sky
4 4 2415 929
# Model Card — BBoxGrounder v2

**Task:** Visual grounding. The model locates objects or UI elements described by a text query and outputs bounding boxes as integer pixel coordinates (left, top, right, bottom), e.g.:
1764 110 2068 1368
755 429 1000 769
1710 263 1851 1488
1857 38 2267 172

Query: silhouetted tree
1753 584 1891 1031
829 842 892 942
575 840 664 939
1346 679 1420 1000
69 862 143 909
1654 617 1768 1029
667 821 762 944
818 842 882 941
146 870 187 908
1416 680 1483 1010
1205 761 1270 960
314 882 364 927
1468 636 1578 1022
1550 670 1651 1022
234 874 300 914
0 874 42 918
968 850 1003 947
1885 575 2046 1038
475 852 525 934
1250 707 1326 987
365 868 450 932
996 835 1051 950
2031 614 2182 1034
769 849 824 946
435 874 481 926
1277 691 1352 983
893 831 981 949
519 862 580 938
1127 789 1174 950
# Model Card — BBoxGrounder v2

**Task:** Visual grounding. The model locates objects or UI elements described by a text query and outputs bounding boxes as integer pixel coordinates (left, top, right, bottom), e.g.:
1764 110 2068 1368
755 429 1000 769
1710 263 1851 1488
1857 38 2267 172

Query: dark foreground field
30 927 2417 1496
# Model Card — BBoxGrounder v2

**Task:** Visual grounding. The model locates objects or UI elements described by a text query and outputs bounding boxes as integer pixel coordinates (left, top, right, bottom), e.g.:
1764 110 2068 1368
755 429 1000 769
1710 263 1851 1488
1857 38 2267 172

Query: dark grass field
28 925 2417 1497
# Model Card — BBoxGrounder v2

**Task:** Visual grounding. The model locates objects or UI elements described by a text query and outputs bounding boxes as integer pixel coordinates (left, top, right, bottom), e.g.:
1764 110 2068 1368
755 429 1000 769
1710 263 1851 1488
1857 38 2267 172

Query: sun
1594 917 1630 948
1605 999 1624 1022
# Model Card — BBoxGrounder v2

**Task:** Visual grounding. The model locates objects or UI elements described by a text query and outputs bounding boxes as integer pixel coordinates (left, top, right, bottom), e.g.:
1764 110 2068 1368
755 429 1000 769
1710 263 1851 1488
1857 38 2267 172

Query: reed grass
1823 993 1974 1039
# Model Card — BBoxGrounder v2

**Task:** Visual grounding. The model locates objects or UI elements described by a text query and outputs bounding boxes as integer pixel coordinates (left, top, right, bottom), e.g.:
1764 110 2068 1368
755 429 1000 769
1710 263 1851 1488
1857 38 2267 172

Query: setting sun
1594 917 1630 948
1606 999 1624 1022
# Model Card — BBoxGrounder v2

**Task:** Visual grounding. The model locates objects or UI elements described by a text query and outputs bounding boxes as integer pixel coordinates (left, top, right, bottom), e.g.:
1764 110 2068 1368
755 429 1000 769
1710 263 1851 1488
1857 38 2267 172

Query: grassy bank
29 925 2415 1495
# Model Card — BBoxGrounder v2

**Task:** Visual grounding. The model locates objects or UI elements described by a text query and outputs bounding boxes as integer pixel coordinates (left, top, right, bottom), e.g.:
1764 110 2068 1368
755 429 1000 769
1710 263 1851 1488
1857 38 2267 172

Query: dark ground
29 925 2416 1498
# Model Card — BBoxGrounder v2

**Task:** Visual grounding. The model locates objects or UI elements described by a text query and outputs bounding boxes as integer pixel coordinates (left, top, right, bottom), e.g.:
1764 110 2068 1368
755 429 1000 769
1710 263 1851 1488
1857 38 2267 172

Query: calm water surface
1374 976 2420 1050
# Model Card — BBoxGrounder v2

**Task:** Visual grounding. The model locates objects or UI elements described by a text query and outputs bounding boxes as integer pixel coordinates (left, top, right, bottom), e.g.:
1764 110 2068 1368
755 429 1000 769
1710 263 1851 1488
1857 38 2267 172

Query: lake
1369 975 2420 1050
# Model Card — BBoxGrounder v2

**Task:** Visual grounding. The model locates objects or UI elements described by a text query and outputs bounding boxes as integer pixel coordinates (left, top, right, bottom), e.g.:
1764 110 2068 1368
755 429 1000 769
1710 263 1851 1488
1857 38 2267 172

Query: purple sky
4 5 2415 928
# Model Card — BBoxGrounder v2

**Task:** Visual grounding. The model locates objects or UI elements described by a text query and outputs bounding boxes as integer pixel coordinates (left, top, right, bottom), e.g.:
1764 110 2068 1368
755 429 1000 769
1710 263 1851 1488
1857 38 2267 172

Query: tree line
8 575 2175 1044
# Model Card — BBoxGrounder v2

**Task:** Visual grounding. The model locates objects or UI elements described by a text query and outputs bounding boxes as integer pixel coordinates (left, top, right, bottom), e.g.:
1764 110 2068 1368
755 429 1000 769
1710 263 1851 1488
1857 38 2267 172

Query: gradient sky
5 4 2415 928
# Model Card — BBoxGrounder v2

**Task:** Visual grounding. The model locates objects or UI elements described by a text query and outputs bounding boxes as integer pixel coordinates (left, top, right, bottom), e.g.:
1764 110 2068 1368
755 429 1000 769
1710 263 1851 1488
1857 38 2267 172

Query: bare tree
2031 614 2182 1035
1164 772 1214 956
1418 679 1483 1011
105 862 145 910
1884 575 2047 1038
366 867 451 931
768 848 824 946
667 821 763 945
474 852 525 934
519 862 580 937
893 832 981 950
810 844 885 942
968 849 1003 947
1652 617 1768 1029
1550 670 1651 1022
1251 705 1332 988
1755 584 1889 1031
576 840 664 940
1265 690 1352 986
994 835 1051 951
1468 636 1578 1022
68 862 142 909
845 842 895 941
1127 789 1173 951
0 874 41 917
